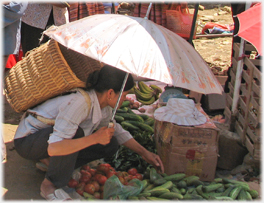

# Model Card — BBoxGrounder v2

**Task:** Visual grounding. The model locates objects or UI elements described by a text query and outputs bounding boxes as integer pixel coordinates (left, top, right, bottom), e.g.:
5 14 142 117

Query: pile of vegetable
127 167 260 200
67 163 143 199
104 100 156 172
71 165 259 200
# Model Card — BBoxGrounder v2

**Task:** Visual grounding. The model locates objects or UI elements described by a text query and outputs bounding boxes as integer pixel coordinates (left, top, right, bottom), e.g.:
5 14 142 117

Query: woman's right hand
93 126 115 145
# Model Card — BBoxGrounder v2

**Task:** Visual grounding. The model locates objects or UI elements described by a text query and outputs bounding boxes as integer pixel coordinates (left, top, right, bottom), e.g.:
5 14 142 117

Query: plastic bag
103 175 144 200
166 5 197 39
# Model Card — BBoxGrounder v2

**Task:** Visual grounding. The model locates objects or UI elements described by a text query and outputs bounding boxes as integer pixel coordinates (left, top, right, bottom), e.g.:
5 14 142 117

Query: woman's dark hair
86 64 134 93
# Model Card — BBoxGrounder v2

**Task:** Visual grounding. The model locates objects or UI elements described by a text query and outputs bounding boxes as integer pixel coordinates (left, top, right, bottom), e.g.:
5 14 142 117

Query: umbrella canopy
44 14 223 94
235 3 262 55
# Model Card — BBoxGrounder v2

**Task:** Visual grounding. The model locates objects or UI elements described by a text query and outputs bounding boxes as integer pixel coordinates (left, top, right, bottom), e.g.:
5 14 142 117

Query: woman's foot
40 158 50 166
40 178 72 201
40 178 56 199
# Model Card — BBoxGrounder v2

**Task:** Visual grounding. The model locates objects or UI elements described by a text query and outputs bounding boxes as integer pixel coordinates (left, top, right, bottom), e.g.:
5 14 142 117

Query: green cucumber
183 175 200 186
120 101 130 108
238 189 252 200
138 114 149 120
229 186 243 200
121 121 139 131
202 183 223 193
116 113 144 122
159 192 183 200
114 115 124 123
153 178 167 186
183 193 204 200
248 189 259 199
163 173 186 182
125 120 154 133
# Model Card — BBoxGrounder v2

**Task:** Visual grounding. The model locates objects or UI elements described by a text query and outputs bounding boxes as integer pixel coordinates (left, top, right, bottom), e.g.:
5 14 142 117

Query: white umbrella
43 14 223 95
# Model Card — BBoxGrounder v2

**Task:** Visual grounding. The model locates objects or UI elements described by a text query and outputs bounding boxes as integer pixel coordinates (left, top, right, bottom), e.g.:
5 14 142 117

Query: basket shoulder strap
27 88 92 126
74 88 92 116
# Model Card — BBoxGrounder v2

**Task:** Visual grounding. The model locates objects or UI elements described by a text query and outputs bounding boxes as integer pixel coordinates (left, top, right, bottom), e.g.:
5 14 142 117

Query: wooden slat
250 58 261 67
240 84 248 96
251 82 260 97
246 127 260 145
238 96 246 110
251 97 260 111
242 69 251 84
252 65 261 82
248 110 258 127
245 136 260 160
233 43 241 58
245 43 257 52
237 112 245 127
228 82 234 97
230 68 236 85
226 93 233 108
232 57 238 72
235 121 244 141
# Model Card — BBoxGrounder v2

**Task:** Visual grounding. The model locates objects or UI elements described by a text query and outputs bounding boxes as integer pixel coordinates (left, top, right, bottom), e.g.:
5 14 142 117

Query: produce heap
68 165 259 200
67 81 259 200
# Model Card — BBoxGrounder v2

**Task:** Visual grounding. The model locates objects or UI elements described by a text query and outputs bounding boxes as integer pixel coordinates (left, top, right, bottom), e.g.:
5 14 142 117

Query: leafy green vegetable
104 129 156 173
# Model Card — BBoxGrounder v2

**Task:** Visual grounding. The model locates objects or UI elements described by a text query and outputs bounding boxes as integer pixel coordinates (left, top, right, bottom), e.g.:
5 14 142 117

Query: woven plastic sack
166 5 197 39
103 175 144 200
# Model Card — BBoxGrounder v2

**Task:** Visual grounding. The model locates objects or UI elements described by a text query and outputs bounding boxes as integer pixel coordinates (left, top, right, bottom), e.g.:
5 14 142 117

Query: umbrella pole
144 3 153 19
188 3 199 45
108 72 129 128
230 2 251 132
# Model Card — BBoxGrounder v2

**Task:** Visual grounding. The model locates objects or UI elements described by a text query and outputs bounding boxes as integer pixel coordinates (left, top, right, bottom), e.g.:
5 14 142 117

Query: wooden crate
224 42 261 160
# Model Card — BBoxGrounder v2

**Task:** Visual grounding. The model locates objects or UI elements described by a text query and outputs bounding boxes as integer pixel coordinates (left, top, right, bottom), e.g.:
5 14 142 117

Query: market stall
3 2 261 201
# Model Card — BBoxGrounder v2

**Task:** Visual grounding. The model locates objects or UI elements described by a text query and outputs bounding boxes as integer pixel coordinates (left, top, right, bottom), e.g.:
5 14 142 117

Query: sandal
40 188 72 201
36 162 48 172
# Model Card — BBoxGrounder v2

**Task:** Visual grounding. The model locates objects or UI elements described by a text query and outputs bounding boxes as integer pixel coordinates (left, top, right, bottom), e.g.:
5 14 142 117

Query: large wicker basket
4 39 102 113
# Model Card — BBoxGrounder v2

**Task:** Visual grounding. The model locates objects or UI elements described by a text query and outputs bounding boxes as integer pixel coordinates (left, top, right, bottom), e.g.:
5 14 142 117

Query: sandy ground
1 3 261 201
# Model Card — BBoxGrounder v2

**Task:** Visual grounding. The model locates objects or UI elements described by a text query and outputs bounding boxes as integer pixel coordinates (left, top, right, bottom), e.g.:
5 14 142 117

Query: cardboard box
154 105 219 181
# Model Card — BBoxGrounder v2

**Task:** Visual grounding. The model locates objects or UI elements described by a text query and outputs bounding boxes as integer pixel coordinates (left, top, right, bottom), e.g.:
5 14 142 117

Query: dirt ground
1 3 261 201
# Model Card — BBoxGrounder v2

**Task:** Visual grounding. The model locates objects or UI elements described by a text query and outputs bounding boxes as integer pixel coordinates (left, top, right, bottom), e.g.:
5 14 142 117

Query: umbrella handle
108 72 129 128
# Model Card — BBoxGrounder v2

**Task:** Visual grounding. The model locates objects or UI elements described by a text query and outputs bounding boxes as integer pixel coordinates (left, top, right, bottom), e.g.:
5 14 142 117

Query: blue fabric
3 1 28 55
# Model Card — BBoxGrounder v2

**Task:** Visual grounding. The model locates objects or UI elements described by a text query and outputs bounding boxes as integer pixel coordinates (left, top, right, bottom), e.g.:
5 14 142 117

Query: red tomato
116 171 123 178
80 170 92 178
96 163 110 173
88 168 96 176
76 188 84 196
108 167 116 172
81 165 91 171
135 173 143 180
94 174 103 182
128 168 138 176
97 175 107 185
124 175 131 182
106 171 116 179
91 180 100 192
122 171 129 177
84 183 96 195
79 175 91 183
93 192 101 199
67 178 78 188
76 182 86 189
75 182 86 196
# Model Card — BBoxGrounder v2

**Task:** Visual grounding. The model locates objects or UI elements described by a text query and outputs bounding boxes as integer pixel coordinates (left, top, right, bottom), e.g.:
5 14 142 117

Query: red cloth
5 48 23 69
5 54 17 69
201 22 234 34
